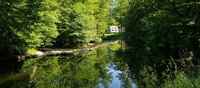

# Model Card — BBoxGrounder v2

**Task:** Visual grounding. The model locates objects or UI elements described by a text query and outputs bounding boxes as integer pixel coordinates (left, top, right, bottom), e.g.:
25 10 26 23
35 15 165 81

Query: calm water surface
0 44 137 88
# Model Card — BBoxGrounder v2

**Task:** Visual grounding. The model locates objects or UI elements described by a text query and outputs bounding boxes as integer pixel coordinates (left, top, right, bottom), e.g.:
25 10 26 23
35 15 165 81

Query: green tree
123 0 200 87
23 0 60 48
0 0 60 54
55 0 85 48
0 0 27 54
0 0 112 54
55 0 112 48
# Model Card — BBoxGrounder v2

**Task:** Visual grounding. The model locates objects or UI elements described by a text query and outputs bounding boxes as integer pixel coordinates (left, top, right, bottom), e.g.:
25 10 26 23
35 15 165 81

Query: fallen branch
17 41 119 61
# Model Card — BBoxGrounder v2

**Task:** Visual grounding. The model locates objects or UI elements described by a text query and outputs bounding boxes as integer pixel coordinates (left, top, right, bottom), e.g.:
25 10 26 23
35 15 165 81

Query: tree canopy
0 0 113 54
122 0 200 87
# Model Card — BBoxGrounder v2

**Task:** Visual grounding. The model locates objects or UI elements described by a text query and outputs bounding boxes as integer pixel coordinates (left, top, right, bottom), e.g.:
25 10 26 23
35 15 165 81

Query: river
0 43 137 88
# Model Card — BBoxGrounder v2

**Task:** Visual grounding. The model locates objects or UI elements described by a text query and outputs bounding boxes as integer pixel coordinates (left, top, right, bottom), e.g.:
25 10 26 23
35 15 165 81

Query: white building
109 26 120 33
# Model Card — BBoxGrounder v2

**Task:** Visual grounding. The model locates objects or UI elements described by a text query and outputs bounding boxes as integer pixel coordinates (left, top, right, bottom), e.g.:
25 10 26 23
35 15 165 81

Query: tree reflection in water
0 44 137 88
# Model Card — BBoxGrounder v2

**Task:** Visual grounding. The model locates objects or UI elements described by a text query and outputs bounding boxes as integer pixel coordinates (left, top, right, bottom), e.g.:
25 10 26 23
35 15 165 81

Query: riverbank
17 41 119 61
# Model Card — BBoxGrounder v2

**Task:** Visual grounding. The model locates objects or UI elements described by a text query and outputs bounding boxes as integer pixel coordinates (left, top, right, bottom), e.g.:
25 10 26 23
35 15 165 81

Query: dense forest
1 0 200 88
0 0 113 55
122 0 200 87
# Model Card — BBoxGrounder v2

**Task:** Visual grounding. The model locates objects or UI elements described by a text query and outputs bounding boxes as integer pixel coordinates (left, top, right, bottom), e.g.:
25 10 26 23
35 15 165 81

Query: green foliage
26 48 38 55
55 0 111 48
0 0 112 54
55 0 85 48
162 72 200 88
0 0 60 54
103 33 123 41
26 0 60 48
0 0 28 54
121 0 200 87
112 0 129 23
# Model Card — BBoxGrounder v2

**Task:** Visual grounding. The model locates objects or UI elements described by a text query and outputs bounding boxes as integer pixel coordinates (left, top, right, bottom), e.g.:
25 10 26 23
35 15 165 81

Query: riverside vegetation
0 0 113 55
122 0 200 88
1 0 200 88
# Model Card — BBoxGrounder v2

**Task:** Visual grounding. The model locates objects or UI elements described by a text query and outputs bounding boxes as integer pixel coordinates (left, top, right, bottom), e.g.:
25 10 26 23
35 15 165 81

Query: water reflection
107 63 137 88
0 45 137 88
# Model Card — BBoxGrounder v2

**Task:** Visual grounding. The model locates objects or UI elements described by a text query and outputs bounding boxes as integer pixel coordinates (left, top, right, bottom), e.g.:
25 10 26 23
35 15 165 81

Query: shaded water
0 44 137 88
